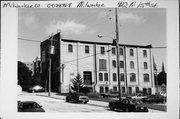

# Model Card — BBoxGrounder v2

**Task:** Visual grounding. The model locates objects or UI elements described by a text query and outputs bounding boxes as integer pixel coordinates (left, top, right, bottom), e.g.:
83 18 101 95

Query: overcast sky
18 8 166 72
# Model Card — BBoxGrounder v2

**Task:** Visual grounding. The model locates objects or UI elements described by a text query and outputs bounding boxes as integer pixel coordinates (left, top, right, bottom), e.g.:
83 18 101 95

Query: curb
36 93 165 112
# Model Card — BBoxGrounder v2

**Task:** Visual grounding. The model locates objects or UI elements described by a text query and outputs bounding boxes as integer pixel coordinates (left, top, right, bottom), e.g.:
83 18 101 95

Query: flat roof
61 39 152 48
41 32 152 48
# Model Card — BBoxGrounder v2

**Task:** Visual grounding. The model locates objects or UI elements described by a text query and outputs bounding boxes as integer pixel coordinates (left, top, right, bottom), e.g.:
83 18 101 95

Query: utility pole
48 33 54 96
59 32 62 93
115 8 122 100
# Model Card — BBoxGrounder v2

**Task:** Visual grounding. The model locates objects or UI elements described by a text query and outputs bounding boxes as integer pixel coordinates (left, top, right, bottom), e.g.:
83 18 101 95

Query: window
119 48 123 55
112 60 116 68
120 61 124 68
122 87 125 93
144 74 149 82
85 46 89 53
148 88 152 95
120 73 124 81
143 50 147 57
100 87 104 93
104 73 108 81
130 61 134 69
113 87 117 92
130 73 136 82
136 87 139 93
144 62 148 69
128 87 132 94
99 73 103 81
105 87 109 93
130 49 134 56
112 48 116 54
68 44 73 52
99 59 107 71
101 47 105 54
42 50 46 63
113 73 117 81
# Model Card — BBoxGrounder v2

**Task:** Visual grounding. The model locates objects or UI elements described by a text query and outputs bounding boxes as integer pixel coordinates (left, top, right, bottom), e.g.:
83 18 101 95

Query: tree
71 73 84 93
71 73 90 95
18 61 32 90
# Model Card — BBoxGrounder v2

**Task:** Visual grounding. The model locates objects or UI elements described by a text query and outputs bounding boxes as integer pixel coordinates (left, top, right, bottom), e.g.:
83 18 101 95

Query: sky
18 8 166 72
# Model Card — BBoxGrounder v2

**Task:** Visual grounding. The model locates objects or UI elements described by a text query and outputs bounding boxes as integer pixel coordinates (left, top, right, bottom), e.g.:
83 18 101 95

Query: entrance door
83 71 92 85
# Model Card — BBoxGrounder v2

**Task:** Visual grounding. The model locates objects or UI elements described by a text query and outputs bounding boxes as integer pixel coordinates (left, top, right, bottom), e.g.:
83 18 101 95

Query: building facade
32 56 41 85
24 62 34 75
41 32 156 95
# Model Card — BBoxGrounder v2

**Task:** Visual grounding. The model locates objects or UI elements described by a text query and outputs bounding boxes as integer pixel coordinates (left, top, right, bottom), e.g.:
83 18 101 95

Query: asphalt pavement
35 92 165 112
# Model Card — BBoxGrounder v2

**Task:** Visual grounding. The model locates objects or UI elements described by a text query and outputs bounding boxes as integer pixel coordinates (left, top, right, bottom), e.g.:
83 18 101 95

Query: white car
28 85 45 93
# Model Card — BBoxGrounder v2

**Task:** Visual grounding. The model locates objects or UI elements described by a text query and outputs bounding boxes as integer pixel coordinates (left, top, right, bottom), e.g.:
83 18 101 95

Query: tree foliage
71 73 90 95
18 61 32 90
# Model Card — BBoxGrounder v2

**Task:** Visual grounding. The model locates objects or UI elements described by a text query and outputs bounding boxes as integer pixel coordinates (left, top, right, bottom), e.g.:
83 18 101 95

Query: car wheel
84 101 87 104
109 105 115 110
66 98 69 102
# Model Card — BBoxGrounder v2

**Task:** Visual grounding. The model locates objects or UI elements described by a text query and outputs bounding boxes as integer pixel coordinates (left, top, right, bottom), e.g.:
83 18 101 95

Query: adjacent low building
40 32 156 95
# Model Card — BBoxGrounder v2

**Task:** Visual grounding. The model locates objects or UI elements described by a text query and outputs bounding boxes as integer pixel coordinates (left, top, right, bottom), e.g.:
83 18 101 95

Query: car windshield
23 102 39 109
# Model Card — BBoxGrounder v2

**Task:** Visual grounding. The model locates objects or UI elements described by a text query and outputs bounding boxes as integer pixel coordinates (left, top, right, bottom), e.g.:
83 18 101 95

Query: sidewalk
35 92 164 112
36 92 108 107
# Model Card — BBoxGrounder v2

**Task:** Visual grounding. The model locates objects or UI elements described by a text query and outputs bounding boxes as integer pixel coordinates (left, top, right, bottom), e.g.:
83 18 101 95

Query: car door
115 100 123 110
120 100 127 110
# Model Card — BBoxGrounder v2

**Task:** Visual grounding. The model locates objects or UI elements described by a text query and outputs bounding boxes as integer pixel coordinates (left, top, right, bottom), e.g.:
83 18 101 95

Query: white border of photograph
0 0 179 119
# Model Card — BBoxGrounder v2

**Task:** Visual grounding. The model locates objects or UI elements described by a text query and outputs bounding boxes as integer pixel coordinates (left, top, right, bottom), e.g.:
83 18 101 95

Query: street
17 92 163 113
18 92 114 112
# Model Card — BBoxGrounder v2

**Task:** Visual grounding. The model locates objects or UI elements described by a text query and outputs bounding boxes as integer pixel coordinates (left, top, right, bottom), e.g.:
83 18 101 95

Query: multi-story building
32 56 41 85
41 32 155 95
24 62 34 75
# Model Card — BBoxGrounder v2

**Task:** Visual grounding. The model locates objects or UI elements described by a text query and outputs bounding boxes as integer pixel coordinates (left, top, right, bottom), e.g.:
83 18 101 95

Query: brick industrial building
40 32 156 94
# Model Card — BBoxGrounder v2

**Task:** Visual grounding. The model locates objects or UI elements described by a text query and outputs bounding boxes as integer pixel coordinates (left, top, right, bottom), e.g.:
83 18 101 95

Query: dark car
66 93 89 104
18 101 45 112
108 98 148 112
141 95 166 103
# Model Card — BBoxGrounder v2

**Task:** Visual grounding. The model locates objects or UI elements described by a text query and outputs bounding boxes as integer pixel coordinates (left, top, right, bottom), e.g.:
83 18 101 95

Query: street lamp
97 35 114 40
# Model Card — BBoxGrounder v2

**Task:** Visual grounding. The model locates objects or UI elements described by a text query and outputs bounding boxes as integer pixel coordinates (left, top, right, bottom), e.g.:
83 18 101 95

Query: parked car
28 85 45 93
100 93 110 98
109 92 119 98
126 93 147 101
18 101 45 112
141 94 166 103
100 92 119 98
66 93 89 104
108 98 148 112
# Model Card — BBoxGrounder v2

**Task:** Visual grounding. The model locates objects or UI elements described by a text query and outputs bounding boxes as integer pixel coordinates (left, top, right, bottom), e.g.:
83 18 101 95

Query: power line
152 47 166 49
18 38 42 43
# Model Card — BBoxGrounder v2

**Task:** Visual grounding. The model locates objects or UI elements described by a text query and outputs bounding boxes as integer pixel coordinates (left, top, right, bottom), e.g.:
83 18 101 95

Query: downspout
136 47 140 88
94 44 97 93
149 48 154 90
108 45 111 89
77 42 79 74
124 46 128 94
